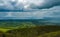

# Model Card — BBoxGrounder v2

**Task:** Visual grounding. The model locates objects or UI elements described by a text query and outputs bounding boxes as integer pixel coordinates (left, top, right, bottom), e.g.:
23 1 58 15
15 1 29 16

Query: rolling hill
0 19 59 37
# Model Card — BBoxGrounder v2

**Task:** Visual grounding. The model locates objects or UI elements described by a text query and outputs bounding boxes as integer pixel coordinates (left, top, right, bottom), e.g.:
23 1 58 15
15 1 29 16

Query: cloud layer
0 0 60 10
0 6 60 19
0 0 60 20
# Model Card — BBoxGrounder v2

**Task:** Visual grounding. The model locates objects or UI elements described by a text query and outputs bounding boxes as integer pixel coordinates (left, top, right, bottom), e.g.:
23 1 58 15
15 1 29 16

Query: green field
0 21 60 37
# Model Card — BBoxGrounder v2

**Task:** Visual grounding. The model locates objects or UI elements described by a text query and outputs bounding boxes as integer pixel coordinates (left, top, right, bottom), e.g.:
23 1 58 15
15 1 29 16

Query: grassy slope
0 28 11 32
0 21 60 37
5 26 60 37
0 26 60 37
38 31 60 37
0 22 36 32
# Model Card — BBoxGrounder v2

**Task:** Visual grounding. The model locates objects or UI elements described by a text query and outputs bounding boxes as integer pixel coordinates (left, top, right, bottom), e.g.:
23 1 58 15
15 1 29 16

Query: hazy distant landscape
0 19 60 37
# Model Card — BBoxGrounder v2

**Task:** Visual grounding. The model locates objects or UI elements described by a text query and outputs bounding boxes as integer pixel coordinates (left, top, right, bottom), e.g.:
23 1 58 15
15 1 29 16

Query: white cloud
0 0 45 10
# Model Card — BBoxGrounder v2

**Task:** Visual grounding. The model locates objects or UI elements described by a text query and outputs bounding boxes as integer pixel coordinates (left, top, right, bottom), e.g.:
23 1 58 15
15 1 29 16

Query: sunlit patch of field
0 27 20 32
0 28 11 32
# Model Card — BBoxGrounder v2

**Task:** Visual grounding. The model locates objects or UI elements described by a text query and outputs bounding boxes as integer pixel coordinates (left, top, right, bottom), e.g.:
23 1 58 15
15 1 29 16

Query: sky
0 0 60 19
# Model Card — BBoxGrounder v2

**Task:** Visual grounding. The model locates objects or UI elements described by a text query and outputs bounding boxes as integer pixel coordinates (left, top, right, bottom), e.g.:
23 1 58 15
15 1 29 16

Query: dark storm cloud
30 0 60 9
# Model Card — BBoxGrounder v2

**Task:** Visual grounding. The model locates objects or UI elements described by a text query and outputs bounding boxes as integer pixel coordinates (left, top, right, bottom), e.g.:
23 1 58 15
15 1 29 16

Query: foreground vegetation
0 21 60 37
0 26 60 37
38 31 60 37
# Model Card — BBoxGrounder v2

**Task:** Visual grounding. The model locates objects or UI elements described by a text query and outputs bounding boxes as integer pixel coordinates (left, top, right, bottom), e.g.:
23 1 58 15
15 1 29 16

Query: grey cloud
0 6 60 19
29 0 60 9
0 0 60 11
